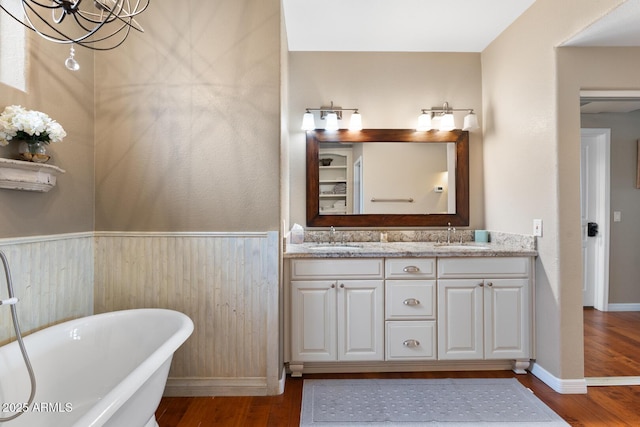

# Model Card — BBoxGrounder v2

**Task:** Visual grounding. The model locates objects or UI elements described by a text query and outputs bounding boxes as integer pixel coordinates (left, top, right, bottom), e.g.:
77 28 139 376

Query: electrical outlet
533 219 543 237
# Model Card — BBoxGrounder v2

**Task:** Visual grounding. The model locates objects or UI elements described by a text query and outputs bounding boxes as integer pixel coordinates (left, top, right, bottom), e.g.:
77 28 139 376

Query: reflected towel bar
371 198 414 203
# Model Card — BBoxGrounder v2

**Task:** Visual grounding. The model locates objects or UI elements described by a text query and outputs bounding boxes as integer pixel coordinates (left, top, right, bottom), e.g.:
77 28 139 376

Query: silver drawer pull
403 339 420 347
403 298 420 306
403 266 420 273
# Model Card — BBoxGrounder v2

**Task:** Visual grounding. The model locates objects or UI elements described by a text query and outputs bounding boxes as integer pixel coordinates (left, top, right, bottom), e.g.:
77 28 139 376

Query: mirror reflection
319 142 456 215
306 129 469 228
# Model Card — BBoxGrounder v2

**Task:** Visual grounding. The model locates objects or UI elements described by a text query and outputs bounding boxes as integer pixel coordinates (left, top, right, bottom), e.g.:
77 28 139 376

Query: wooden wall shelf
0 158 65 192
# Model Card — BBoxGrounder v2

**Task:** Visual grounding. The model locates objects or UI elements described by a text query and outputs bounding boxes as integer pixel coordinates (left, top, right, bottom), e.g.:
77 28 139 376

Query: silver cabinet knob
403 298 420 306
403 266 420 273
403 339 420 347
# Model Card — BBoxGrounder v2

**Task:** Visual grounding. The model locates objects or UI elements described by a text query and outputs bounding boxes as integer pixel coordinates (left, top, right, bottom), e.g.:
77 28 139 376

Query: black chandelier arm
0 0 148 50
75 8 144 33
26 0 65 10
21 2 98 44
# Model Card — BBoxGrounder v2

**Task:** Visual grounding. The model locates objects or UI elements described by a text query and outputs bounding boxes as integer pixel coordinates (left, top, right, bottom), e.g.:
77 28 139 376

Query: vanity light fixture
0 0 150 70
301 101 362 131
417 102 480 131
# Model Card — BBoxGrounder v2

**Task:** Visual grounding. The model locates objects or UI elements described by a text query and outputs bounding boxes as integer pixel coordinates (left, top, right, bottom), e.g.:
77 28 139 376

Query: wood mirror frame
306 129 469 227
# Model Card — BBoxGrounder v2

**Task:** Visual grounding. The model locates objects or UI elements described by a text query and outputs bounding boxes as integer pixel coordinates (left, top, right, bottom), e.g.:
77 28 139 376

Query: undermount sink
435 244 490 250
309 244 362 251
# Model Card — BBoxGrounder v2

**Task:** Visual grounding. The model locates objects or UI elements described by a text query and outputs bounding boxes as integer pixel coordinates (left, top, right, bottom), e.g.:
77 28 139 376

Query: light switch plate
613 211 621 222
533 219 543 237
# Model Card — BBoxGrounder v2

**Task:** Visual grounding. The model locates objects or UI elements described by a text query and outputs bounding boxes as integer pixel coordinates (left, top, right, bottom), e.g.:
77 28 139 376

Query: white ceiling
562 0 640 47
283 0 640 113
282 0 536 52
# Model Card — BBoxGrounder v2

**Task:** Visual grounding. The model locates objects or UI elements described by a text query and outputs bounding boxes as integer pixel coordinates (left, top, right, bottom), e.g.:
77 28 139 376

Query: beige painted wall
0 33 94 238
582 111 640 304
287 52 484 229
93 0 281 232
481 0 625 381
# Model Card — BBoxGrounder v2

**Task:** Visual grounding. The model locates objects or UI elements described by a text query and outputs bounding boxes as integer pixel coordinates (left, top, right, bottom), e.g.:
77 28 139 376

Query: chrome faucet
446 223 455 244
329 226 336 244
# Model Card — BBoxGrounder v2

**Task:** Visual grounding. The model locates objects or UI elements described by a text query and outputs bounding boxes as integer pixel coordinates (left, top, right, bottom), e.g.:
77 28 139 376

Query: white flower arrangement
0 105 67 147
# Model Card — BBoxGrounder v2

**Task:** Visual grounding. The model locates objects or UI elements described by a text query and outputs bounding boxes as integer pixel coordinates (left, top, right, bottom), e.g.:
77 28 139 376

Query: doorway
580 92 640 386
579 128 610 311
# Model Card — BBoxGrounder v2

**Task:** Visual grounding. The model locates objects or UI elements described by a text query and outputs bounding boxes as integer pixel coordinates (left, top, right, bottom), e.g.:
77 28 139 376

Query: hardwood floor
156 309 640 426
583 308 640 377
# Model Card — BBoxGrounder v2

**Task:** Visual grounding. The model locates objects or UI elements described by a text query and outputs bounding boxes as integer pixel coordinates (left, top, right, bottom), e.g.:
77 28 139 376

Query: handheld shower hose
0 250 36 421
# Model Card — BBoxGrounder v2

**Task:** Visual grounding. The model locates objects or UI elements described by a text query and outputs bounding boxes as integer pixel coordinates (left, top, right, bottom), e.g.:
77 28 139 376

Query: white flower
47 121 67 143
0 105 66 146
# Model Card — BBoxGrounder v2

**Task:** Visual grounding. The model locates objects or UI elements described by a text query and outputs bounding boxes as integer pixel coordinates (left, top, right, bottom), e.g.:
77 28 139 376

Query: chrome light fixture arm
301 101 362 131
418 101 479 131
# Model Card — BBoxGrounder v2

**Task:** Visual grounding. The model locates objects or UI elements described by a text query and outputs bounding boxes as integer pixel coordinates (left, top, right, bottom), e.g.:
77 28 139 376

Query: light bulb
463 112 479 131
439 113 455 131
348 112 362 131
301 112 315 130
325 112 339 131
416 112 432 131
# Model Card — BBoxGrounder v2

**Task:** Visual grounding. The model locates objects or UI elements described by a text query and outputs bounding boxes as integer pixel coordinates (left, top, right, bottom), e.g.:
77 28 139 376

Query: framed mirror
306 129 469 227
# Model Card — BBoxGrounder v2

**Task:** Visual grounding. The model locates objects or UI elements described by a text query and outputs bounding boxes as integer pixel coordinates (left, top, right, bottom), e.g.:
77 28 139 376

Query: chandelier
0 0 150 70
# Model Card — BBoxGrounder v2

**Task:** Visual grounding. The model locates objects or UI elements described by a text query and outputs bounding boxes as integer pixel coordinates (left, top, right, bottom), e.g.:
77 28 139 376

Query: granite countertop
284 241 537 258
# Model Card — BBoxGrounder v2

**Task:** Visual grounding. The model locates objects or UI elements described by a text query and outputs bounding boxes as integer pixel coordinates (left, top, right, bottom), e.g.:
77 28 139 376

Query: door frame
580 127 610 311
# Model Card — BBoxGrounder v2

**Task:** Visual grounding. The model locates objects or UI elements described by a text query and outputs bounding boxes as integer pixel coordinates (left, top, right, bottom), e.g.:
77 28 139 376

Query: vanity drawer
385 258 436 279
437 257 530 279
291 258 383 280
385 321 436 360
385 280 436 320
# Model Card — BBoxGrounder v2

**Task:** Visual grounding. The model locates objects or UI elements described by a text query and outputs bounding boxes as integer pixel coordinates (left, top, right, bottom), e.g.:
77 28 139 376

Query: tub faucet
329 226 336 244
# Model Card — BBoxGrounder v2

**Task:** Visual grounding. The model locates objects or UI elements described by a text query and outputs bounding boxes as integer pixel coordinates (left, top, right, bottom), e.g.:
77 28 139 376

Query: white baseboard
530 363 587 394
586 376 640 386
278 366 287 395
607 303 640 312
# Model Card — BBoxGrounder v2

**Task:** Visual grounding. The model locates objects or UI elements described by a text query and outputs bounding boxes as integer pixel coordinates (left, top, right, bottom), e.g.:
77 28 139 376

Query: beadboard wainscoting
93 231 281 396
0 233 94 344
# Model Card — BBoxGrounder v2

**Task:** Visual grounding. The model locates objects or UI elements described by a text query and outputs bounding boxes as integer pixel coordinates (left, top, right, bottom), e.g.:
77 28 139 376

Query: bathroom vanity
284 240 536 377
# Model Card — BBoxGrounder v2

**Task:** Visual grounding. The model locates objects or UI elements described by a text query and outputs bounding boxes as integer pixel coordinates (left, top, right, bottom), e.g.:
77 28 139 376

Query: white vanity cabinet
289 259 384 375
285 253 535 376
436 257 532 373
384 258 437 360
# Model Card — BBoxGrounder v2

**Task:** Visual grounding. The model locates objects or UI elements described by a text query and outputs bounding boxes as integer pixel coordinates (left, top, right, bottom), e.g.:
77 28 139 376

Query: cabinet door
291 281 337 362
484 279 529 359
337 280 384 361
437 279 483 360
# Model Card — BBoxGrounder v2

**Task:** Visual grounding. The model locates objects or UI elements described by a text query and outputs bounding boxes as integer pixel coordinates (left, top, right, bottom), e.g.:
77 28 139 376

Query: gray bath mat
300 378 570 426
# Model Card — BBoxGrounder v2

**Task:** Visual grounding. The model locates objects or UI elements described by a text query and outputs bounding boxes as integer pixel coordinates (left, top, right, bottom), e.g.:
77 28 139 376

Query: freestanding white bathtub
0 308 193 427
